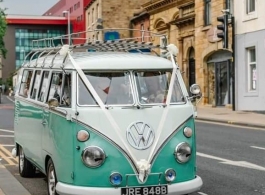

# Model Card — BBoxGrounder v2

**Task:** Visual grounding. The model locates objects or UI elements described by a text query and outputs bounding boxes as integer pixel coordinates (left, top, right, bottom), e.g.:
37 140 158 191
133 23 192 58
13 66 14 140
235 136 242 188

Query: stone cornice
175 0 194 8
170 13 195 28
142 0 178 14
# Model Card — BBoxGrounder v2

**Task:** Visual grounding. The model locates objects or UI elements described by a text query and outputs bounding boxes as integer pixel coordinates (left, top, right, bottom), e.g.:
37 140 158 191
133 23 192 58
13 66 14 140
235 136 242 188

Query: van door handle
42 120 47 125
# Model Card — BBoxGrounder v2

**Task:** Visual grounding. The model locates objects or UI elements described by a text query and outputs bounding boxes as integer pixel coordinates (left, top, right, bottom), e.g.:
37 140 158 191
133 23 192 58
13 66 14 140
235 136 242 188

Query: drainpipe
231 16 235 111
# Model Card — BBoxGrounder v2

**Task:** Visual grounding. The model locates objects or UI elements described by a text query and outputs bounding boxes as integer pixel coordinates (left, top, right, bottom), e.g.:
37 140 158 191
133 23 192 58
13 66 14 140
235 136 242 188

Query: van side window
38 71 50 102
19 70 33 97
61 74 71 106
48 72 63 103
30 70 41 100
78 76 97 105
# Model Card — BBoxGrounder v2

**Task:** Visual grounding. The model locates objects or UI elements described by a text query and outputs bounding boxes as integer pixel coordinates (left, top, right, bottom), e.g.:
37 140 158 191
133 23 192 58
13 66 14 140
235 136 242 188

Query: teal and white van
13 29 203 195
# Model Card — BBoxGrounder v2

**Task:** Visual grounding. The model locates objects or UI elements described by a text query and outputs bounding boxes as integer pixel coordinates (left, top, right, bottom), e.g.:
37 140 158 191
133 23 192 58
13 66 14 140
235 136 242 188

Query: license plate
121 185 168 195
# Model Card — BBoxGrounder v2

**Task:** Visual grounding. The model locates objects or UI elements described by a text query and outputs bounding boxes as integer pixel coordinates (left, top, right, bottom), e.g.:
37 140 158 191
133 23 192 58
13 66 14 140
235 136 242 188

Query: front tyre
18 146 36 177
47 159 58 195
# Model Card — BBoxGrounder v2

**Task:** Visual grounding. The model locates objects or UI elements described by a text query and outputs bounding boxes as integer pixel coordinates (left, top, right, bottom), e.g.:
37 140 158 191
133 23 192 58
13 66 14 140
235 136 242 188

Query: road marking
1 145 15 147
0 150 15 165
197 152 265 171
198 192 208 195
0 129 14 133
251 146 265 151
0 135 14 137
0 144 18 164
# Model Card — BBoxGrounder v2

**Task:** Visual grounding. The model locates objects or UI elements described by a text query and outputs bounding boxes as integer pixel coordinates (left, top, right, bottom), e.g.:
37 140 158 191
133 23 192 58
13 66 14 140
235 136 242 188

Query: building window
204 0 211 26
141 24 144 42
92 8 94 23
88 12 90 26
97 4 100 18
160 36 167 56
246 0 255 14
247 47 256 91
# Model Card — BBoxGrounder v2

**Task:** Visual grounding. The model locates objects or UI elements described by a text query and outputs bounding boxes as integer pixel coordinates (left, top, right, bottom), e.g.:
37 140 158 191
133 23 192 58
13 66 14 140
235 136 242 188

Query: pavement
0 100 265 195
196 105 265 129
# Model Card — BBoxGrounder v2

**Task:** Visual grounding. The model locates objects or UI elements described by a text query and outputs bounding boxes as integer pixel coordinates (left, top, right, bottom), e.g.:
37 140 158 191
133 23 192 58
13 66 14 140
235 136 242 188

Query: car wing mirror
188 84 202 103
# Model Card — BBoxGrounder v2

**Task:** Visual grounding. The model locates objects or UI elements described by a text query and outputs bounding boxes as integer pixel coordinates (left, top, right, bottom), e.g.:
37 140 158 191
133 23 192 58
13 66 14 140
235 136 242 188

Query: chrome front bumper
56 176 203 195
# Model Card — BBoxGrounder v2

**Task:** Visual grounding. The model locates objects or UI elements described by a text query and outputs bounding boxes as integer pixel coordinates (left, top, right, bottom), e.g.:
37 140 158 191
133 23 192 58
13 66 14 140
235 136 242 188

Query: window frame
246 0 255 14
247 47 257 91
18 69 33 98
243 0 257 21
204 0 211 26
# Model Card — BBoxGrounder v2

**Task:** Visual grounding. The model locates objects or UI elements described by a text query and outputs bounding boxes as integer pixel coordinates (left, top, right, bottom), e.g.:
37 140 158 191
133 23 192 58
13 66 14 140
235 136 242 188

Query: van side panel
48 112 75 184
15 100 43 170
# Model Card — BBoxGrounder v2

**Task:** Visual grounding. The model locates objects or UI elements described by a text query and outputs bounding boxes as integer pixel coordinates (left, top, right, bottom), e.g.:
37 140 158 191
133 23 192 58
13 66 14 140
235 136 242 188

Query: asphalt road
0 95 265 195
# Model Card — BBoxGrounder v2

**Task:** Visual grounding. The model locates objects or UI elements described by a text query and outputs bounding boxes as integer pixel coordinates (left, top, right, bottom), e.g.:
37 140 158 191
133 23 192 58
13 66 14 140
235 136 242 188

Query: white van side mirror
48 98 59 109
189 84 202 102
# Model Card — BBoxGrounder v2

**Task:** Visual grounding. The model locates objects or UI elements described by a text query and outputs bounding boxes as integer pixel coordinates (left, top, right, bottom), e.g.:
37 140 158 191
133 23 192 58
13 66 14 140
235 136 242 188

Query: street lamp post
62 10 71 45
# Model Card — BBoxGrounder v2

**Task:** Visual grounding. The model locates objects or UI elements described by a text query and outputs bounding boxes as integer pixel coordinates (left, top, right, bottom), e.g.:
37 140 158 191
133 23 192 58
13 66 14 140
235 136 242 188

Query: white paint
1 145 15 147
251 146 265 151
198 192 208 195
197 152 265 171
0 129 14 133
0 135 14 137
234 0 265 35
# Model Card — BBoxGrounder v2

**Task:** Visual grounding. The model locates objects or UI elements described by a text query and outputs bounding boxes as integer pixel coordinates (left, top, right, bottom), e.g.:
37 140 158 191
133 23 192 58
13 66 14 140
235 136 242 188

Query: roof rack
23 28 172 69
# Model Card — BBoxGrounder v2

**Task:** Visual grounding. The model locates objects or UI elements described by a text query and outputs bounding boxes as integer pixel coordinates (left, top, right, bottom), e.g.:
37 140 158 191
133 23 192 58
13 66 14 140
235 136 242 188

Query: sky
1 0 59 15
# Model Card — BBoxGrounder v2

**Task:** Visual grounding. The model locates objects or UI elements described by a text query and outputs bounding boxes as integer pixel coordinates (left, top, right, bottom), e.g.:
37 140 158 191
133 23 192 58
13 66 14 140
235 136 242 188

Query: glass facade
15 29 66 68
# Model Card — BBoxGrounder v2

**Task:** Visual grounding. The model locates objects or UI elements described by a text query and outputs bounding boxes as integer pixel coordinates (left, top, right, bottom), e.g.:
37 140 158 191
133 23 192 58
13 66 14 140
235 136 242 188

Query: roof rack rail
23 28 173 69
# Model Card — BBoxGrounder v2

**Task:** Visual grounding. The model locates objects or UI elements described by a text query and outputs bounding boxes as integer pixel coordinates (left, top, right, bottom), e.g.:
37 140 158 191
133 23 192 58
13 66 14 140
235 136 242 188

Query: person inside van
143 71 166 103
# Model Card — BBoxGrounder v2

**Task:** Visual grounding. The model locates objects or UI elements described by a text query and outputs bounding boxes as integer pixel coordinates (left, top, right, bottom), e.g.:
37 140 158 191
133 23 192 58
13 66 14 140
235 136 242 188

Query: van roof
24 52 173 70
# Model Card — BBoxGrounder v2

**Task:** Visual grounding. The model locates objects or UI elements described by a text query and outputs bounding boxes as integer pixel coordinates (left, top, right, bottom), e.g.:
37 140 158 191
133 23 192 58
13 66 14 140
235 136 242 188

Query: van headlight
82 146 106 168
174 142 191 163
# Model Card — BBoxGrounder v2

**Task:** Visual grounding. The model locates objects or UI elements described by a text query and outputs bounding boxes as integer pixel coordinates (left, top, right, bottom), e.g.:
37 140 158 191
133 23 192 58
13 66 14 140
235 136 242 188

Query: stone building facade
142 0 233 107
85 0 149 40
194 0 233 106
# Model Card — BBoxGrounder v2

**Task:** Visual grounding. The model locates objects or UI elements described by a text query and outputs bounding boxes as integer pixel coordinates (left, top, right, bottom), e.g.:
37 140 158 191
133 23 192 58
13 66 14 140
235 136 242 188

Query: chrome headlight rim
109 172 123 186
81 146 106 168
174 142 192 164
165 168 176 182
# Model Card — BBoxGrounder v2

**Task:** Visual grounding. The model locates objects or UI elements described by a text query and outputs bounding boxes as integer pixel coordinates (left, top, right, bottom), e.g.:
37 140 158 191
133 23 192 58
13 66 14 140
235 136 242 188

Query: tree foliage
0 1 7 59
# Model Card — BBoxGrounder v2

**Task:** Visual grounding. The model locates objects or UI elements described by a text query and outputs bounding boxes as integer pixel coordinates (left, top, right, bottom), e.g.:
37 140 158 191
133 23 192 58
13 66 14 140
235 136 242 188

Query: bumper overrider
56 176 202 195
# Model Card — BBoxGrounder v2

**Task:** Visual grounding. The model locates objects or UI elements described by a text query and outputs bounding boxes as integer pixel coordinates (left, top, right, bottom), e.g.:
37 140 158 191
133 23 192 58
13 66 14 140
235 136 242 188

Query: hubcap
19 148 24 173
48 165 56 195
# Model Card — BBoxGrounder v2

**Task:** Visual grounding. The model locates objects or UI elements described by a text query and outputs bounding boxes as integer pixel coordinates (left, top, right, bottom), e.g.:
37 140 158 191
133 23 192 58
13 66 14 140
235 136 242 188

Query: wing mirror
48 98 59 109
189 84 202 102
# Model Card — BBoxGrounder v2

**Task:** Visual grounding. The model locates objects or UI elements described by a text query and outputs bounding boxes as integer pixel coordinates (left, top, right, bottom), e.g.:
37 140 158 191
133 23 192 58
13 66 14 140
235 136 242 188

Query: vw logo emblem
126 122 155 150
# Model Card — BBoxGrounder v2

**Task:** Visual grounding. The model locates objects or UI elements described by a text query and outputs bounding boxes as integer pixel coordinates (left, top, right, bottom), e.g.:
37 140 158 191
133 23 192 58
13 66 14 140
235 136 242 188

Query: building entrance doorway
207 50 232 106
215 61 230 106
